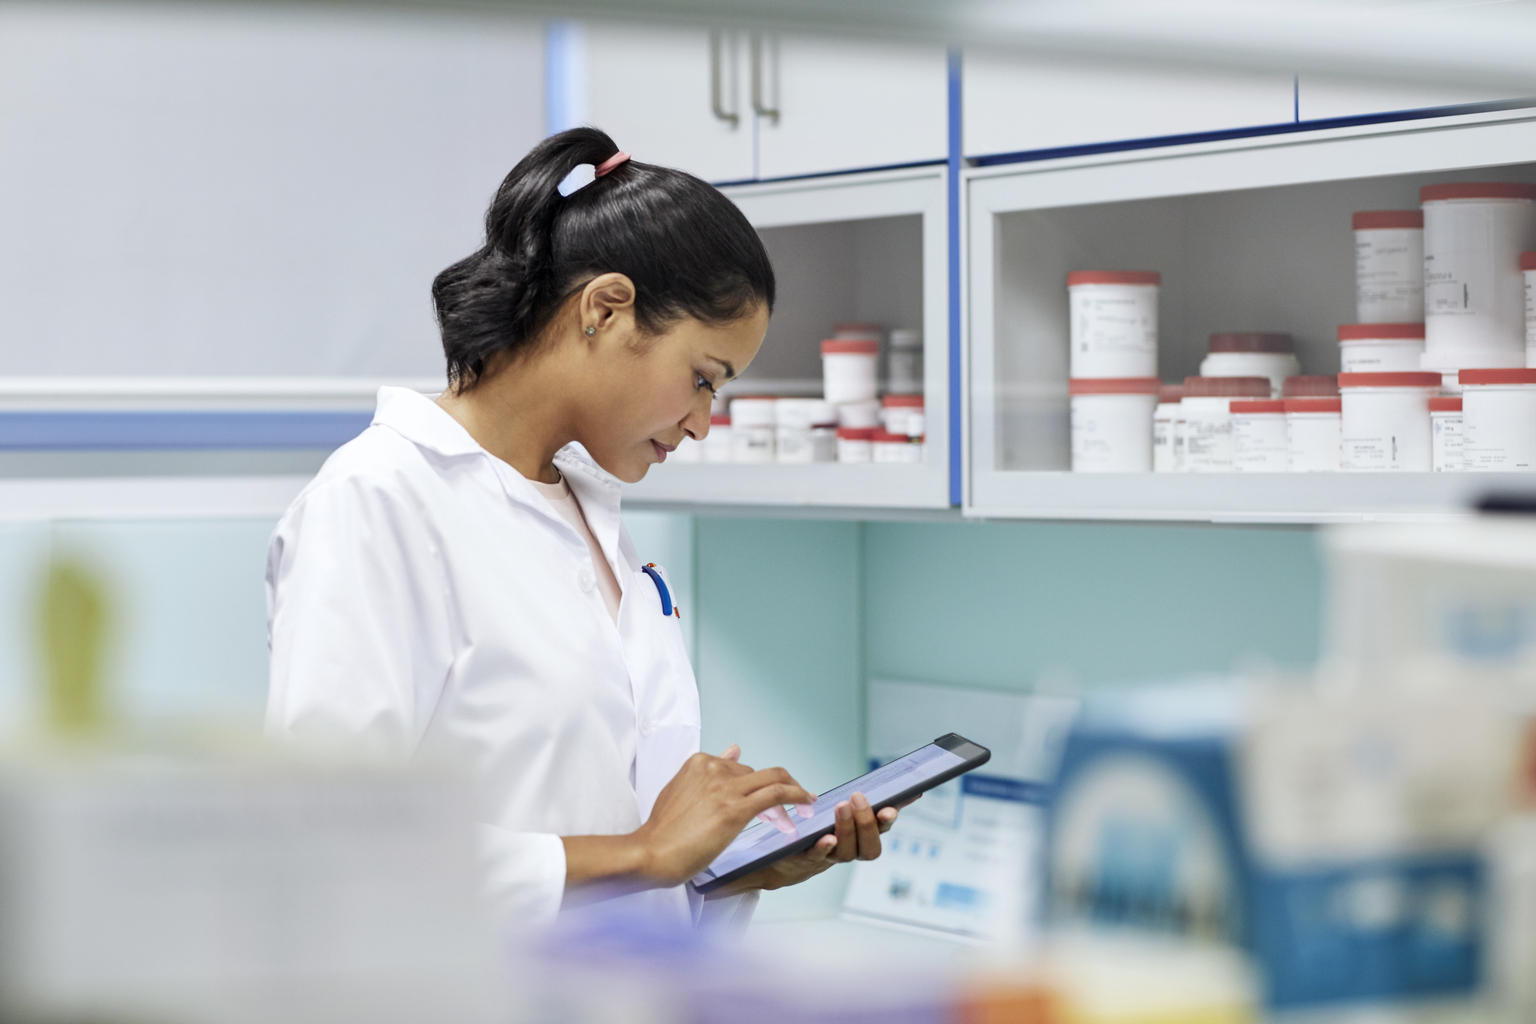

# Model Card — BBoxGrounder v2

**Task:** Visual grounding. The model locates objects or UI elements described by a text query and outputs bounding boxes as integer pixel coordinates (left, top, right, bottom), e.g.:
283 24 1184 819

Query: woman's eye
696 374 717 395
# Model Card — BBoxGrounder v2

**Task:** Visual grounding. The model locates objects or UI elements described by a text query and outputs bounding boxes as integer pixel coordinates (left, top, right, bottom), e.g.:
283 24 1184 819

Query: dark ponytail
432 127 776 390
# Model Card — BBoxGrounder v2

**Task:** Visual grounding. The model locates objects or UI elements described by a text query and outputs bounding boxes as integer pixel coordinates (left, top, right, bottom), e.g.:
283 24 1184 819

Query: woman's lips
651 439 674 462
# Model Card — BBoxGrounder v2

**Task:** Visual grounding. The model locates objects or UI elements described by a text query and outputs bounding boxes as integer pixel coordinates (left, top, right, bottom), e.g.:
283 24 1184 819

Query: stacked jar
1421 183 1536 387
775 399 838 463
1179 376 1271 472
1430 396 1464 472
881 394 926 462
1067 270 1160 472
729 397 778 463
1152 384 1183 473
1338 323 1425 373
887 329 923 395
1354 210 1424 323
1461 368 1536 472
1199 333 1299 398
1524 252 1536 367
1338 372 1440 471
1284 375 1342 473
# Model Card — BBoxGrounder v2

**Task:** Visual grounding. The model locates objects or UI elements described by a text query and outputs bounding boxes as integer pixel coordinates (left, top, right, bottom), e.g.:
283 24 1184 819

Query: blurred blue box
1045 680 1486 1012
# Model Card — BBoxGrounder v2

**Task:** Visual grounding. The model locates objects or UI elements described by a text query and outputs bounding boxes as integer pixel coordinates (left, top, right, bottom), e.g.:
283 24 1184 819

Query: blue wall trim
711 157 947 190
970 97 1536 168
0 411 372 451
946 49 963 508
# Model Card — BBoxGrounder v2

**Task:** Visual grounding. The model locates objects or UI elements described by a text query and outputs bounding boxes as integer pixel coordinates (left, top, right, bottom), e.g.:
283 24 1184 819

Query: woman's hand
562 746 815 902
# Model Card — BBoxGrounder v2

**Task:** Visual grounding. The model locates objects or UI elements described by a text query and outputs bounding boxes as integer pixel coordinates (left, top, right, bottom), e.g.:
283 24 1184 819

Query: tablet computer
689 733 991 895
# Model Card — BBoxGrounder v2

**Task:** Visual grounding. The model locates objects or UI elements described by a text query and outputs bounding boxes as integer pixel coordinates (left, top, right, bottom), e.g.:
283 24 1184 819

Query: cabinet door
1296 75 1515 122
582 22 754 184
963 50 1295 159
755 35 947 181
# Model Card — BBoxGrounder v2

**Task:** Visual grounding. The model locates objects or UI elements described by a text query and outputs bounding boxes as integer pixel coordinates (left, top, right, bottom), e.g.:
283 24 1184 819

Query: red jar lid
1429 397 1464 412
1459 368 1536 385
836 427 874 440
1230 400 1286 414
710 414 731 425
1337 372 1442 388
882 394 925 407
1158 384 1184 404
1066 270 1161 286
822 339 878 355
1285 398 1342 413
1523 251 1536 271
1182 376 1272 398
1353 210 1423 230
1068 377 1162 395
1208 332 1294 353
871 429 908 443
1421 182 1536 202
1283 375 1339 397
1338 323 1426 341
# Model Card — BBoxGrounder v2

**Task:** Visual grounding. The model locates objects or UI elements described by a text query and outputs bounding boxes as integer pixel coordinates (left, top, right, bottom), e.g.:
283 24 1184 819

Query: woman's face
578 304 768 483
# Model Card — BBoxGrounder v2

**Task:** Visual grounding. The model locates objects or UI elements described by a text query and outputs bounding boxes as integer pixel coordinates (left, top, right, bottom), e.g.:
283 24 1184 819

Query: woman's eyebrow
707 356 737 381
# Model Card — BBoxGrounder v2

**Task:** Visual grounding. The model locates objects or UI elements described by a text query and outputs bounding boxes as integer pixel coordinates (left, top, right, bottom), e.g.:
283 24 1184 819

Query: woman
266 128 902 928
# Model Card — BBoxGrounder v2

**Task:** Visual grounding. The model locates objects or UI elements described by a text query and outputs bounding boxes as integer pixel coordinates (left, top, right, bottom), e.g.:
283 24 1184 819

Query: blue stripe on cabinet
946 48 963 508
0 411 373 451
970 97 1536 168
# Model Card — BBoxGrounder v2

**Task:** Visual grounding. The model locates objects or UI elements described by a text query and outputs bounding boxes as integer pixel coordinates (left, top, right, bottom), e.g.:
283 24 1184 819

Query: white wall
0 1 544 379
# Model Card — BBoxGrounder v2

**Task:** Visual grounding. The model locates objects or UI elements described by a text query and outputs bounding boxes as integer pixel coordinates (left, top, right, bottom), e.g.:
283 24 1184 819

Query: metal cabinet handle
709 30 739 127
750 32 779 123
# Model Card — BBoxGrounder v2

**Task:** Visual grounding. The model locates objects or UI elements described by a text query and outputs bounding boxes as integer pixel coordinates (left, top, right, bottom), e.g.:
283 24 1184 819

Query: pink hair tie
594 150 631 177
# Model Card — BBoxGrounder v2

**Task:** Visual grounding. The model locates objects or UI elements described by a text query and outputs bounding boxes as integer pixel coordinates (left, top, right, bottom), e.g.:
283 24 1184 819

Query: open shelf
965 107 1536 523
624 166 951 510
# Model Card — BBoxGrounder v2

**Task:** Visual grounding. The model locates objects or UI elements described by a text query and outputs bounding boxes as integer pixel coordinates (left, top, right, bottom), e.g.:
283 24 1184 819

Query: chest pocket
623 561 701 821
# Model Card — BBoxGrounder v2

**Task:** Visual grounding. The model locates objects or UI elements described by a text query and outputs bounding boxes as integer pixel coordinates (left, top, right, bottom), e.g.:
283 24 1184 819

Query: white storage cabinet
625 166 950 509
965 108 1536 523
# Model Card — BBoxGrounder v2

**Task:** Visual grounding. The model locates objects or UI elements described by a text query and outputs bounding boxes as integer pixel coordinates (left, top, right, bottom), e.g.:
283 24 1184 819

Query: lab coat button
577 568 595 592
639 717 653 737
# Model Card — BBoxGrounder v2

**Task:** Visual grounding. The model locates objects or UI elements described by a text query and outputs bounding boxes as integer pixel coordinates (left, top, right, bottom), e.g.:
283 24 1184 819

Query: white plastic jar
775 399 838 463
1354 210 1424 323
1422 182 1536 371
1180 376 1271 472
1231 400 1288 472
1338 371 1440 472
887 329 923 395
836 426 873 463
1067 270 1160 378
1152 384 1183 473
1069 377 1160 473
1429 396 1464 472
871 429 914 464
881 394 925 438
1286 398 1342 472
1461 368 1536 471
821 339 879 404
703 413 733 463
1338 323 1426 373
1199 334 1300 398
835 399 881 430
1524 251 1536 367
729 397 778 463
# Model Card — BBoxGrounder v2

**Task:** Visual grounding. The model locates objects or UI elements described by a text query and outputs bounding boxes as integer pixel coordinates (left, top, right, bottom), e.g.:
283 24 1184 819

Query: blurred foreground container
0 744 506 1024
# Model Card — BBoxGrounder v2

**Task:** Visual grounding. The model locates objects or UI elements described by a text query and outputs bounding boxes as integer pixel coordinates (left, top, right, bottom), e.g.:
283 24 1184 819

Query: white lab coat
266 386 753 928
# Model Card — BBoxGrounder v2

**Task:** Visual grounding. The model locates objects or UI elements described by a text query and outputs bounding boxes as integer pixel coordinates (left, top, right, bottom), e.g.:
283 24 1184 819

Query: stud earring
585 327 596 336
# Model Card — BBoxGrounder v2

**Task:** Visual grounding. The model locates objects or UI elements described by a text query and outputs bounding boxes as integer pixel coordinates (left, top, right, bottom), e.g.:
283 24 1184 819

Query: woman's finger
719 744 741 763
832 801 858 862
740 782 817 821
876 806 899 834
734 767 815 807
758 804 798 834
850 792 883 860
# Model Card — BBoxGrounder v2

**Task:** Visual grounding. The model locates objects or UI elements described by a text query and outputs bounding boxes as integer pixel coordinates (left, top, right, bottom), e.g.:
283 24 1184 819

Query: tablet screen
691 742 967 888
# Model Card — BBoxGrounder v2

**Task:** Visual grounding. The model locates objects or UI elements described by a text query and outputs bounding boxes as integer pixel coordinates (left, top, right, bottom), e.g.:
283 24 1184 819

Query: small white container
1231 400 1289 473
1152 384 1183 474
1523 251 1536 366
1180 376 1271 473
1067 270 1160 378
775 398 838 463
1354 210 1424 323
835 399 881 429
1338 371 1440 472
1429 396 1464 472
1285 398 1342 472
881 394 925 437
728 397 778 463
1422 182 1536 371
1461 368 1536 471
821 339 879 405
1338 323 1426 373
887 329 923 395
1199 333 1300 398
872 429 915 464
1069 377 1159 473
836 426 873 463
703 413 733 463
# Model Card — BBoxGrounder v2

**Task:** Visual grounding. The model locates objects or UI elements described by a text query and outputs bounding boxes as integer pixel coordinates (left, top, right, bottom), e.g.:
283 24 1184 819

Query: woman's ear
578 272 638 343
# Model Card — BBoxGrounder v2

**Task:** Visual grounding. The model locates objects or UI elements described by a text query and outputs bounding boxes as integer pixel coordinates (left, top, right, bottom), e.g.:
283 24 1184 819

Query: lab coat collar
371 386 483 458
555 445 630 573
